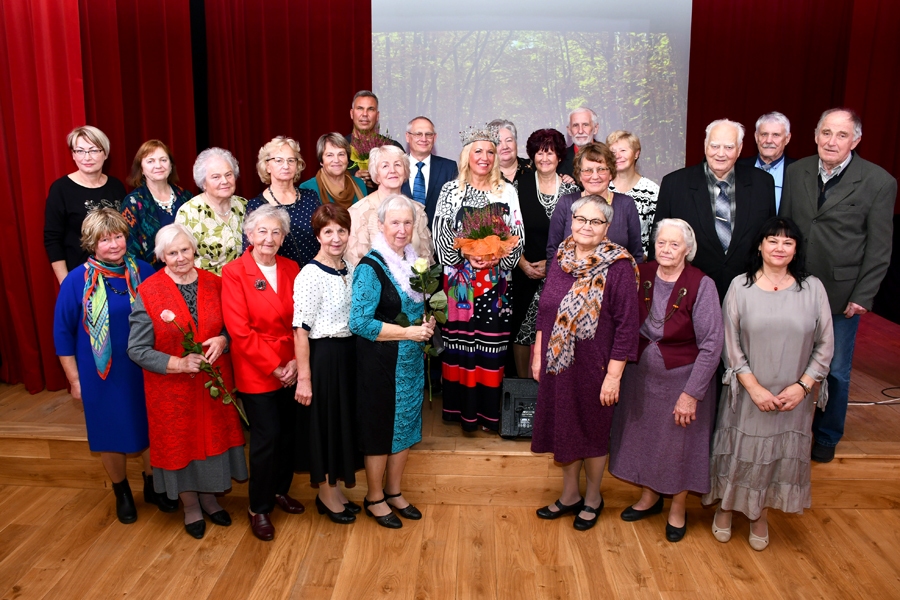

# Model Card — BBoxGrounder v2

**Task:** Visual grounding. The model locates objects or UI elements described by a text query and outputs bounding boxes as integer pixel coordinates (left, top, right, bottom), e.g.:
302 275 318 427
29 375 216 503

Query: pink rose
160 310 176 323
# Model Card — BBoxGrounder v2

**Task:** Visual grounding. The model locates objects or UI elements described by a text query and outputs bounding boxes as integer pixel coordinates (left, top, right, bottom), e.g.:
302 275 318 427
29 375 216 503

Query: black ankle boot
142 471 178 513
112 478 137 524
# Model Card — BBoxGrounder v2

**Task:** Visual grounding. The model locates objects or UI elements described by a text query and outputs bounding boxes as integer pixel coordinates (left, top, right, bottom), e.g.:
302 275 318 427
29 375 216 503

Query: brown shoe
275 494 305 514
248 511 275 541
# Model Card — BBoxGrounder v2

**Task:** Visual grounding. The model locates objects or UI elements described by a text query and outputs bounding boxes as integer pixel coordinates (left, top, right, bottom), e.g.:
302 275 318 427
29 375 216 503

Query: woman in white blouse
293 204 363 524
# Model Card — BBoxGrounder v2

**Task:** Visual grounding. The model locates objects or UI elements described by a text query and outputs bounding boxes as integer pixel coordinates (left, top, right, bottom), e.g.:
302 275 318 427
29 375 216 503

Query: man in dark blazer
558 107 599 178
345 90 402 193
400 116 458 228
780 108 897 463
737 111 796 212
652 119 776 301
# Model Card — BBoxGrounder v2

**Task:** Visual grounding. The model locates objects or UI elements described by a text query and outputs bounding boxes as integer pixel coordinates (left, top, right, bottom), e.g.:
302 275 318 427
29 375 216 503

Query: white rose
413 257 429 273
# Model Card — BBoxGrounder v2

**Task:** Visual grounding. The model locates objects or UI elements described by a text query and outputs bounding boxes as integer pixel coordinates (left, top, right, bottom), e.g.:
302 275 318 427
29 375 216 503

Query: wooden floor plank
289 516 354 595
455 505 497 600
247 511 315 600
493 506 539 600
0 566 66 600
413 504 460 600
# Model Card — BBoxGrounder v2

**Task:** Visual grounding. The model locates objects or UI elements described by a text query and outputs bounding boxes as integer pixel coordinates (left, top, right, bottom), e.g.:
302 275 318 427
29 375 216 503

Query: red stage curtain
204 0 372 200
0 0 84 391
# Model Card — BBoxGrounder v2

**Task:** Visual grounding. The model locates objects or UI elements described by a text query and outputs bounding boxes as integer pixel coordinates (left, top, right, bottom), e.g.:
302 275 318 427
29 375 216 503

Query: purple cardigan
545 191 644 262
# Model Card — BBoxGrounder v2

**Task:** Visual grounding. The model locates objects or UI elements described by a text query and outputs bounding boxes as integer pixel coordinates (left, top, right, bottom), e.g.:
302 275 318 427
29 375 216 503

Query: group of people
46 90 895 552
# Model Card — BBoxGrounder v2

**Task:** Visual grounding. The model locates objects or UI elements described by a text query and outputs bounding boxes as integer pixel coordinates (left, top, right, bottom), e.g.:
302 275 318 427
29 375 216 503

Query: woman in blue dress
350 194 435 529
54 208 171 524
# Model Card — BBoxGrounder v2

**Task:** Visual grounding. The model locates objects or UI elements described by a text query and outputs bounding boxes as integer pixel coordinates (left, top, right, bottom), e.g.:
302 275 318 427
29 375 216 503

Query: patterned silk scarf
545 236 638 374
81 255 141 379
315 170 365 209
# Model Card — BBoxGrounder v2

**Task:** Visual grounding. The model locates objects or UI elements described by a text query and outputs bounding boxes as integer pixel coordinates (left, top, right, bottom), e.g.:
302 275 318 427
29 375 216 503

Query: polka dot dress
243 189 321 268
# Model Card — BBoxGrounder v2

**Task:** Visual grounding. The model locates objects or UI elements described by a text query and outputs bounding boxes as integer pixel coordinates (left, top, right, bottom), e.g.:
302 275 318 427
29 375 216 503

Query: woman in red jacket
222 204 306 541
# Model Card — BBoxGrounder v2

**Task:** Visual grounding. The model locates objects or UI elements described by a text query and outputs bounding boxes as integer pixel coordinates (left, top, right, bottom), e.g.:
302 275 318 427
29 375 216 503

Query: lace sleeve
349 262 384 342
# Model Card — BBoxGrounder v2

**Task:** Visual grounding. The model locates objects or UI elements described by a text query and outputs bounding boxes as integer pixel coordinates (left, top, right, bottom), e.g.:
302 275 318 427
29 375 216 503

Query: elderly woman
298 132 368 208
222 204 305 541
120 140 193 265
546 142 644 263
294 204 364 524
45 126 127 284
242 136 320 268
607 131 660 255
608 218 723 543
175 147 246 275
490 119 532 184
510 128 580 377
346 145 433 266
433 125 525 432
350 194 435 529
53 209 156 523
703 217 833 551
127 224 248 539
531 196 639 531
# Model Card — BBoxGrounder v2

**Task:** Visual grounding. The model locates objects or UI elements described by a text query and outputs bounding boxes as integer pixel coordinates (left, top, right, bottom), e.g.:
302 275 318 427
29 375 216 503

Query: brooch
254 279 267 291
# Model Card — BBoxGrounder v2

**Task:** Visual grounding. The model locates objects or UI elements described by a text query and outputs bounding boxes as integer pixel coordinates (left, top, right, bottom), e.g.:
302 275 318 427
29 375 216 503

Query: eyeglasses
579 167 610 176
267 157 299 167
572 215 608 228
73 148 103 157
408 132 436 139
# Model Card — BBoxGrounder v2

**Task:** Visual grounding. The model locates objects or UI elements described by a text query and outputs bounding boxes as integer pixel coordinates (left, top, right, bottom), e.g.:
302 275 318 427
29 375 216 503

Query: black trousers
242 387 296 514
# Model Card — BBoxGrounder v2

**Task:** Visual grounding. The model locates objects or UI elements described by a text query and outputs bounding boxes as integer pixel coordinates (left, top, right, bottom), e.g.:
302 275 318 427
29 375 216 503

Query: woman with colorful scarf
53 208 160 524
530 195 640 532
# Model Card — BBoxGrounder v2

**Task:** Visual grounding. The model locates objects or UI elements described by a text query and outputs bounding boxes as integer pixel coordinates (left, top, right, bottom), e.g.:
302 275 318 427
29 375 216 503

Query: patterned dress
609 176 660 255
120 184 193 266
242 190 320 268
175 194 246 275
432 180 524 431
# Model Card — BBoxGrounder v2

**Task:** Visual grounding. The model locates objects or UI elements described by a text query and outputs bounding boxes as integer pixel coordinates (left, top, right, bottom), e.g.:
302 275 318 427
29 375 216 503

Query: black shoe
343 500 362 514
364 497 402 529
316 496 356 524
620 495 664 522
536 497 585 520
201 507 232 527
666 515 687 542
185 518 206 539
142 472 178 513
384 491 422 520
811 442 836 463
573 499 604 531
112 479 137 524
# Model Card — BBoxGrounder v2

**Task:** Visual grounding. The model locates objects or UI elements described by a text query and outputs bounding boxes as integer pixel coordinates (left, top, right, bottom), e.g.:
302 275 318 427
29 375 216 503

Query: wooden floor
0 312 898 598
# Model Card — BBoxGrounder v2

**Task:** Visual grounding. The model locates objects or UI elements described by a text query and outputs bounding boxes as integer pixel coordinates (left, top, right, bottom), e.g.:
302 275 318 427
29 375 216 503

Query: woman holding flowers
350 194 436 529
127 223 248 539
222 204 306 541
432 125 524 432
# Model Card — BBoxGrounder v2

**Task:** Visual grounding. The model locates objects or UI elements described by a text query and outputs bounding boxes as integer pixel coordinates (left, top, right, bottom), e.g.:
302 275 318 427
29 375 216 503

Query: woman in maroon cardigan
222 204 305 541
608 218 724 543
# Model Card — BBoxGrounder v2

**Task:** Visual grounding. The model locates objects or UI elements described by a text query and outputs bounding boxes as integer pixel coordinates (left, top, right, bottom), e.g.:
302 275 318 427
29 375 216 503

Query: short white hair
815 108 862 141
568 107 599 128
755 112 791 135
488 119 517 141
243 204 291 237
704 119 745 147
654 218 697 262
154 224 198 261
193 147 240 190
570 194 614 223
376 194 417 226
368 145 410 185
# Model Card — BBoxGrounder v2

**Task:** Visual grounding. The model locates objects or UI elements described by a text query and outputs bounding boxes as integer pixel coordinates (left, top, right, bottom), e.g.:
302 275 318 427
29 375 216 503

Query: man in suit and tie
559 107 599 178
400 116 458 228
780 108 897 463
346 90 402 192
737 112 796 211
652 119 776 301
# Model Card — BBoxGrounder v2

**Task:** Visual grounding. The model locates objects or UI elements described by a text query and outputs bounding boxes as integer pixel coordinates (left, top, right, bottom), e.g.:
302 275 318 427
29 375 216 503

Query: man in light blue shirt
737 112 795 211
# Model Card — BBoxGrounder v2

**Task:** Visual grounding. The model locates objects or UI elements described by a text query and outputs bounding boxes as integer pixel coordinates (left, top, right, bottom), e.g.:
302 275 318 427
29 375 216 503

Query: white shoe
749 524 769 551
711 507 732 543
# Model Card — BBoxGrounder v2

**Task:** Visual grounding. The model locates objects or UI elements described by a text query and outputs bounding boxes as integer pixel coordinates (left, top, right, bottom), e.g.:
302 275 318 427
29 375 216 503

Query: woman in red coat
222 204 306 541
128 224 248 539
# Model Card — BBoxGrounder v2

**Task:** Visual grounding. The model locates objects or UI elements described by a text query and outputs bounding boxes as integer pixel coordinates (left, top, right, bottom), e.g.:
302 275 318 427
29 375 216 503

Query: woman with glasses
243 136 321 268
45 126 128 284
546 142 644 263
530 195 639 531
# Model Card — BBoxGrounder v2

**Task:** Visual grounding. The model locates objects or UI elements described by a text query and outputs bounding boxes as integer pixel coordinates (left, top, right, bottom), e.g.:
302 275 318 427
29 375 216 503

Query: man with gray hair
400 116 458 226
652 119 776 300
780 108 897 463
737 111 795 211
559 107 600 177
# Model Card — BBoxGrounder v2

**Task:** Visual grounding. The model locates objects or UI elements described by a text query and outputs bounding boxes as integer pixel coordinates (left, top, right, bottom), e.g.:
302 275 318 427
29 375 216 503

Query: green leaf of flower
429 291 448 310
210 387 220 398
434 310 447 324
204 380 213 389
395 313 411 327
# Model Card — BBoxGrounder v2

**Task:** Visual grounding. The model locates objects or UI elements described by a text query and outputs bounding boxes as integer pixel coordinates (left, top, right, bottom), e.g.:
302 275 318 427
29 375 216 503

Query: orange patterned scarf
545 236 638 374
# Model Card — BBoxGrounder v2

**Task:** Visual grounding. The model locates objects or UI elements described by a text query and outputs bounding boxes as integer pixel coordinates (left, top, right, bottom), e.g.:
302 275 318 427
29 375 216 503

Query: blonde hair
606 130 642 156
80 208 130 252
256 136 305 185
368 145 410 185
457 141 505 194
67 126 110 155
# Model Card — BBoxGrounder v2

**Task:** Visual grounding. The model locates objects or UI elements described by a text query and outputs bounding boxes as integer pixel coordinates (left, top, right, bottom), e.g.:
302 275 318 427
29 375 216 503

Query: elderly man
780 108 897 463
400 116 458 226
652 119 776 301
559 107 600 177
345 90 402 192
738 112 796 211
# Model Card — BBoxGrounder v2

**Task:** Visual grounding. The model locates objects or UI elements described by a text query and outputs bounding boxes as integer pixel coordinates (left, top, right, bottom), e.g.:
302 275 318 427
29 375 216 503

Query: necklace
205 194 233 220
104 279 128 296
316 255 348 284
267 186 299 206
643 280 688 326
760 269 790 291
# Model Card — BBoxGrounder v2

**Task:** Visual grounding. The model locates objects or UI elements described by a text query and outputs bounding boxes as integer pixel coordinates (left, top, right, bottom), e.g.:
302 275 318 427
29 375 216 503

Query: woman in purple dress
531 195 639 531
608 218 724 543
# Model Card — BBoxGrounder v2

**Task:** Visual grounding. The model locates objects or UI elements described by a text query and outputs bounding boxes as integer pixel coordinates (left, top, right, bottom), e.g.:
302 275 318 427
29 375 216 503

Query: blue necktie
714 181 732 252
413 161 426 204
